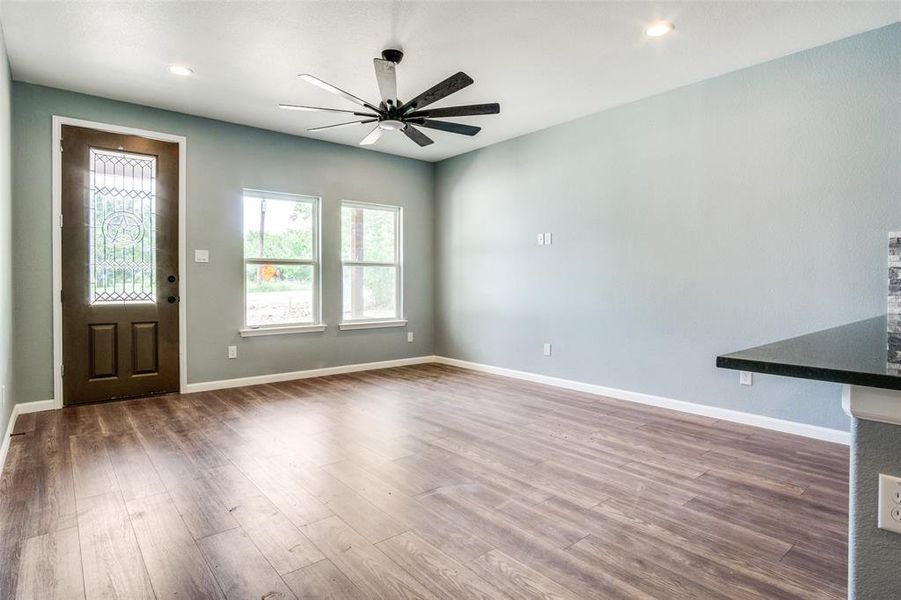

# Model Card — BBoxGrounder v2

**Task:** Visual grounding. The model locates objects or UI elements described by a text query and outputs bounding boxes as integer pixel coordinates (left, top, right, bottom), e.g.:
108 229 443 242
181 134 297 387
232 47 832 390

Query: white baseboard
433 356 850 445
184 355 438 393
0 399 56 473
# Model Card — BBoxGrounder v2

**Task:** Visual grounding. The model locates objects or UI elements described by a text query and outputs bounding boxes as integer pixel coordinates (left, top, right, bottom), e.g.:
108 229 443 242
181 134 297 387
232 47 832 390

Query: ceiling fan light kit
280 48 500 148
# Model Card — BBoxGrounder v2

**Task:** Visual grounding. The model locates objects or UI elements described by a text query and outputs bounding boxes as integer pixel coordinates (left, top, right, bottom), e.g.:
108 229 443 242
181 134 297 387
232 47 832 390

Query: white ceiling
1 1 899 162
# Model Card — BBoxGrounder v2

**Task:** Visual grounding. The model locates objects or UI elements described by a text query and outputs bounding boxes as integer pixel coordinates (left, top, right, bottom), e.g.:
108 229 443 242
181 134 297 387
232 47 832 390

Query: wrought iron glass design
89 149 157 303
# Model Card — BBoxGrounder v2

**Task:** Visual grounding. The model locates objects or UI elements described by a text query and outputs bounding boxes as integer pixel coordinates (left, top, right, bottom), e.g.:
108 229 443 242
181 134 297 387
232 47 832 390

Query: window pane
245 263 314 326
89 149 156 304
343 265 396 320
341 205 396 263
244 195 314 260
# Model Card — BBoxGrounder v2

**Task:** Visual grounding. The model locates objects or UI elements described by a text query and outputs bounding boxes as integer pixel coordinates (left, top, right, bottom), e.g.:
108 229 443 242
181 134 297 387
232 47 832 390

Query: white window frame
339 200 405 330
240 189 325 337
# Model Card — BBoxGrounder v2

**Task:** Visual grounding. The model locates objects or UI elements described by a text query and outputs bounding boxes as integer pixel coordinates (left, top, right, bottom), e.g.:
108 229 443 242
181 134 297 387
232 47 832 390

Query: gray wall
0 26 12 434
435 23 901 432
850 418 901 599
12 83 435 405
9 25 900 434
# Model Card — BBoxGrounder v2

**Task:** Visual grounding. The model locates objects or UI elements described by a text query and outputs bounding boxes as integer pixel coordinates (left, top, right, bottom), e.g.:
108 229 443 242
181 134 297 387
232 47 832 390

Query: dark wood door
61 126 180 405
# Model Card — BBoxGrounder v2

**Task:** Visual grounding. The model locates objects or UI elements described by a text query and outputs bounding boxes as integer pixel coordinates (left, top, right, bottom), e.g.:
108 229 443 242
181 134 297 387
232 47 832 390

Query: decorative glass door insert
88 148 157 304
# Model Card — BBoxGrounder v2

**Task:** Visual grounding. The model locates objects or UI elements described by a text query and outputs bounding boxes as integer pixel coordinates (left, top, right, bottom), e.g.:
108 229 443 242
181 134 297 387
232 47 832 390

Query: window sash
245 257 316 266
341 260 396 268
244 261 319 328
341 202 400 265
243 191 317 262
341 264 399 321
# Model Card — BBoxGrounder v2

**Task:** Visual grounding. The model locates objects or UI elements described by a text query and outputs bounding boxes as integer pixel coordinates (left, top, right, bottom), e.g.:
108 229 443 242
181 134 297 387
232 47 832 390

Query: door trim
52 116 188 408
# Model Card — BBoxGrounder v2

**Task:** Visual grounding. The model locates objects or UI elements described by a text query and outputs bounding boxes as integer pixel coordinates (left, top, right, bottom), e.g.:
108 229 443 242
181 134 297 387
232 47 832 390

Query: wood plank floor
0 364 849 599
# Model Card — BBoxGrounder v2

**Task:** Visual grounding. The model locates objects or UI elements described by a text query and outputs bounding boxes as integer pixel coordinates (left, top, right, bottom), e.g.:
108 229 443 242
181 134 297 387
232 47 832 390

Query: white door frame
51 116 188 408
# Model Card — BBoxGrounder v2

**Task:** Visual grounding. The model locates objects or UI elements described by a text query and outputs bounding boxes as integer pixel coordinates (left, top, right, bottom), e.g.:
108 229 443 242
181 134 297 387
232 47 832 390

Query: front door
61 125 180 405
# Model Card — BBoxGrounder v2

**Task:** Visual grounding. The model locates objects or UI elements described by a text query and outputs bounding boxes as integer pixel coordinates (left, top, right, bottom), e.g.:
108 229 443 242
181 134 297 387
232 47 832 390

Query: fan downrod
381 49 404 64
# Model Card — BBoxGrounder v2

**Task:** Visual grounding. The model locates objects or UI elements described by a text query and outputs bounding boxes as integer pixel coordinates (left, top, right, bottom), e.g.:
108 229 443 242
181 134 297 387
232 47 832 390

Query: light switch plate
543 343 552 357
537 233 545 246
407 332 414 343
544 232 552 245
740 371 753 386
194 249 210 263
878 473 901 534
227 345 237 359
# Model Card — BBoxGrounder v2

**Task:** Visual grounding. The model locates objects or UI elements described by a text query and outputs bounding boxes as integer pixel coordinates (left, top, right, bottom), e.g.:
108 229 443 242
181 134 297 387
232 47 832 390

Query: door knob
167 295 179 304
167 275 177 283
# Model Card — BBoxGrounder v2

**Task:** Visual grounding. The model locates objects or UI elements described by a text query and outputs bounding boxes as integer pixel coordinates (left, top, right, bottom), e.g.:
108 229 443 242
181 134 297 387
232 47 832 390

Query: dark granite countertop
717 315 901 391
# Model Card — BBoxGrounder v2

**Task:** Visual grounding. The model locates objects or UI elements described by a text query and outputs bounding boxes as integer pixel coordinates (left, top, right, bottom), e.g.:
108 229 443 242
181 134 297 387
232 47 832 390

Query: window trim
241 189 323 332
239 323 327 337
338 319 406 331
339 199 403 326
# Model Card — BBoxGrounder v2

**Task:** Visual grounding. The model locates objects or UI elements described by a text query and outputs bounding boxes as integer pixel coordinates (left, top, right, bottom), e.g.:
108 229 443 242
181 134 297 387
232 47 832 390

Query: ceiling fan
279 49 500 147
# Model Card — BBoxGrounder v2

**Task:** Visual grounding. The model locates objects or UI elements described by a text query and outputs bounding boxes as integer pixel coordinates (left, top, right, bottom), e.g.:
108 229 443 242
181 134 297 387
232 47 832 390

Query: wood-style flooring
0 364 849 599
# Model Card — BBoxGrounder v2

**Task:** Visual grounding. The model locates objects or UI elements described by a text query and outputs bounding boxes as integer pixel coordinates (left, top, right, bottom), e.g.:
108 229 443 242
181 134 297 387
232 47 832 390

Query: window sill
239 324 327 337
338 319 407 331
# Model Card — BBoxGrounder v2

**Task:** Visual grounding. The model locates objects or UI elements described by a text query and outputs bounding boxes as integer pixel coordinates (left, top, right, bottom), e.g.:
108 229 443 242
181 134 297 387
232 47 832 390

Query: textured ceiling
1 1 899 161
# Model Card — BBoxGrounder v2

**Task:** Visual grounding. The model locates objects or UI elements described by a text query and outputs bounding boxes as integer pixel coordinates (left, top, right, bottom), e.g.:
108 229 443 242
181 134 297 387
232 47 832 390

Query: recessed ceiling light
168 65 193 76
645 21 674 38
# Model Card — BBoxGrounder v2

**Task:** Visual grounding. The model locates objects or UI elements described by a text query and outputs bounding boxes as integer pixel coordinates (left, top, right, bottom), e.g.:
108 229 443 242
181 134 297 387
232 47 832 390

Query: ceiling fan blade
399 72 474 113
402 125 434 147
308 119 377 132
279 104 378 117
298 74 381 113
359 125 385 146
373 58 398 108
406 103 500 119
413 119 481 136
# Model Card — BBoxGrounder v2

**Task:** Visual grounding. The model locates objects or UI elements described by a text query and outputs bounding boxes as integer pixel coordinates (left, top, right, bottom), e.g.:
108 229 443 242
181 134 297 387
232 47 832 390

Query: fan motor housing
381 49 404 64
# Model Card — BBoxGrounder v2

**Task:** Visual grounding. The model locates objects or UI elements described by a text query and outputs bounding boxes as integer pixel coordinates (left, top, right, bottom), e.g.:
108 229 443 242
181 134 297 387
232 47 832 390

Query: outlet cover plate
878 473 901 534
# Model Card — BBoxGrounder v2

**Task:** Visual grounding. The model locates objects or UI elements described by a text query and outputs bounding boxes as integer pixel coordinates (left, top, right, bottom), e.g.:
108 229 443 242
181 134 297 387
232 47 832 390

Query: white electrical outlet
544 232 552 245
878 473 901 534
543 343 552 357
407 332 414 343
227 345 237 359
536 233 545 246
740 371 753 386
194 249 210 263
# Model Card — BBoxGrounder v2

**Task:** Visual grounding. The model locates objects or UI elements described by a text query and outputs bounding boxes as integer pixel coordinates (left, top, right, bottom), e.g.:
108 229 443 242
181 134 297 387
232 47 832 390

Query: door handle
167 295 179 304
167 275 177 283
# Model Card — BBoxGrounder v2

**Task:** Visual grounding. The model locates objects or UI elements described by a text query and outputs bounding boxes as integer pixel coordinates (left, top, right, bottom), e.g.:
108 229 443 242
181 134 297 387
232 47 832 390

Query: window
242 190 321 333
89 149 157 304
340 201 403 326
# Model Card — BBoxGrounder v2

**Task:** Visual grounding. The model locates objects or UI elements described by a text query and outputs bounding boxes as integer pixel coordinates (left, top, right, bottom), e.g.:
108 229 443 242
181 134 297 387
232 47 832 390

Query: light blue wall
0 26 12 435
9 24 900 434
12 83 435 405
435 23 901 432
